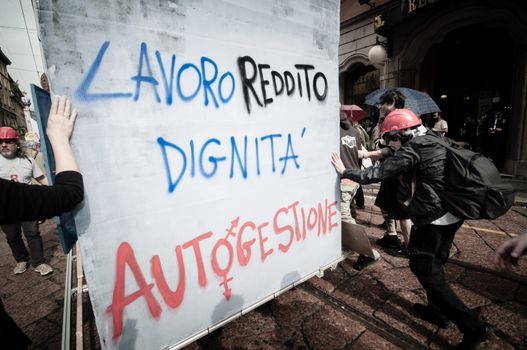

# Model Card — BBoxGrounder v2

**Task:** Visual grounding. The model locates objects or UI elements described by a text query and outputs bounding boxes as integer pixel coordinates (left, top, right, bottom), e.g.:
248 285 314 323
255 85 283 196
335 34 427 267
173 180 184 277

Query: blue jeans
1 221 44 267
409 221 484 333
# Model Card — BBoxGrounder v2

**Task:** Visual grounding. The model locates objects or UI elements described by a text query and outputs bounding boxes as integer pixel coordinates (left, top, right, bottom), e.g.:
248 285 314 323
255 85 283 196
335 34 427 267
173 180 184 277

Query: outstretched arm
494 232 527 272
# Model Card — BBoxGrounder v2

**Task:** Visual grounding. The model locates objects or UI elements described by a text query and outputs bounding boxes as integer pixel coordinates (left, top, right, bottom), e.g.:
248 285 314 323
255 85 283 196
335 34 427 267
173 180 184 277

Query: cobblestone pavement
0 219 67 349
1 185 526 349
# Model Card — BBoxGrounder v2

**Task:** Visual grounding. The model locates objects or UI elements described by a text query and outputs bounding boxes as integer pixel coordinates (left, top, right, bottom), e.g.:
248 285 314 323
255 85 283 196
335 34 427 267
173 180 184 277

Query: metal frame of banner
61 251 73 350
75 244 84 350
61 243 88 350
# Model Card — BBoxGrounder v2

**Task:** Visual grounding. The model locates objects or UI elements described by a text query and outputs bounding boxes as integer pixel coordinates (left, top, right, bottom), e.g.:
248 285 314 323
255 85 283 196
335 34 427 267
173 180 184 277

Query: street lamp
368 37 390 64
368 44 388 64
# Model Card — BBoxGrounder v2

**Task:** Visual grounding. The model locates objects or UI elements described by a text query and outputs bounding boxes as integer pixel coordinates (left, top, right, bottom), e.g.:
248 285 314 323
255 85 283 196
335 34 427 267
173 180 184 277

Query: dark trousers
409 221 484 333
0 298 31 349
1 222 44 267
354 185 365 207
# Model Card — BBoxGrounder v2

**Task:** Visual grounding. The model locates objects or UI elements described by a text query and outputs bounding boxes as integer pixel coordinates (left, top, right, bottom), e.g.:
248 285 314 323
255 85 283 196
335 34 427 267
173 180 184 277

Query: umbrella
340 104 368 122
364 87 440 115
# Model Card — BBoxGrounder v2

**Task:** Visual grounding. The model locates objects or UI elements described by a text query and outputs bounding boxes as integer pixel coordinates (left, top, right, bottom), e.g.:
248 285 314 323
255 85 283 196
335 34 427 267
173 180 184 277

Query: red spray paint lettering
108 198 337 340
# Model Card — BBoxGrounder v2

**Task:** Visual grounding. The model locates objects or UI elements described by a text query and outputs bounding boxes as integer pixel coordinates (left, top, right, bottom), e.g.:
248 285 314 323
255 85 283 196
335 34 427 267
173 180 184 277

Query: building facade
0 48 27 135
339 0 527 176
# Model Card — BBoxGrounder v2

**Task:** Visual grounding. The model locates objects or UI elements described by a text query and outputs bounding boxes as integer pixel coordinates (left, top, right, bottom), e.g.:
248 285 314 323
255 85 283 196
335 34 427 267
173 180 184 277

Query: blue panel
30 84 78 254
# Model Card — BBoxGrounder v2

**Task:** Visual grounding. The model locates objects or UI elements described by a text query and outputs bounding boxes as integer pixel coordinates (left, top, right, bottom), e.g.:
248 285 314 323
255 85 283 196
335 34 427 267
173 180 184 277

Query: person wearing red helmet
331 108 489 350
0 126 53 276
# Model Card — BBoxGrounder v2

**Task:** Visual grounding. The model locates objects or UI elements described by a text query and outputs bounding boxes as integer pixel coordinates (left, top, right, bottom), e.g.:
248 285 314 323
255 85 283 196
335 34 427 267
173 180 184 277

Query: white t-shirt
433 119 448 133
0 155 44 184
431 211 461 225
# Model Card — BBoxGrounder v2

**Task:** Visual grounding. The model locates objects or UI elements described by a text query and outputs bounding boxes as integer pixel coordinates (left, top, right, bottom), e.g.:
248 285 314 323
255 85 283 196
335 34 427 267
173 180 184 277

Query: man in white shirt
0 127 53 276
432 112 448 136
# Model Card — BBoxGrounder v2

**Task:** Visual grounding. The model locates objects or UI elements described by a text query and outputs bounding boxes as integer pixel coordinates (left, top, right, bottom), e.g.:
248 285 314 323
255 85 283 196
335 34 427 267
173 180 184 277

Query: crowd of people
334 89 525 350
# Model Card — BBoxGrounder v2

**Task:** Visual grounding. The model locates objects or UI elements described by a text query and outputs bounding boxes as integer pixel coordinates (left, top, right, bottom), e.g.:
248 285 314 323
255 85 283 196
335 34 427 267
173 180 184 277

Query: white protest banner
36 0 340 348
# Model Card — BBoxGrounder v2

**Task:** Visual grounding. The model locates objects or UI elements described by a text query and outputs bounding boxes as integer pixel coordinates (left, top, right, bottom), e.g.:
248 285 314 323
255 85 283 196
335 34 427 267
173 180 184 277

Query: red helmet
381 109 421 134
0 127 19 140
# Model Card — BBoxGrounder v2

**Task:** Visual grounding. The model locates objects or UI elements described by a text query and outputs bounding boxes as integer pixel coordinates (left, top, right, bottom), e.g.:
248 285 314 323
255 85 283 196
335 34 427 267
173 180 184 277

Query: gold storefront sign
408 0 438 14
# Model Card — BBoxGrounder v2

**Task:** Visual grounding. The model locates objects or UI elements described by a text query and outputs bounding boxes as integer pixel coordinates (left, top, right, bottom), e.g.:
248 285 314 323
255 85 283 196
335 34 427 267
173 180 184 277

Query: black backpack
433 135 515 220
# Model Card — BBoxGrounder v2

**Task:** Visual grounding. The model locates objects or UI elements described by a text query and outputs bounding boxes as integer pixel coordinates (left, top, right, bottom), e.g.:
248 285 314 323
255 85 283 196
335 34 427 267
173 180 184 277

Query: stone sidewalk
0 186 526 349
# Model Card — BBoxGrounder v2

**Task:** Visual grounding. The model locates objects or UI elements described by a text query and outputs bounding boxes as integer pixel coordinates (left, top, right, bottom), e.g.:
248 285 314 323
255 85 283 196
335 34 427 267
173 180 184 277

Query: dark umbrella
364 87 441 115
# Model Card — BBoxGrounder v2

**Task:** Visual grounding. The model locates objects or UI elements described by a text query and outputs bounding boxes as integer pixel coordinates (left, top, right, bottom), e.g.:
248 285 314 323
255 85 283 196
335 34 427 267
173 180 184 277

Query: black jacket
343 131 448 227
0 171 84 224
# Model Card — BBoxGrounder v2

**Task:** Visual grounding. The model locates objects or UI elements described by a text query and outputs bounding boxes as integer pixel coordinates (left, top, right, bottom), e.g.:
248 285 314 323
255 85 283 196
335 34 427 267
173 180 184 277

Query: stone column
505 43 527 176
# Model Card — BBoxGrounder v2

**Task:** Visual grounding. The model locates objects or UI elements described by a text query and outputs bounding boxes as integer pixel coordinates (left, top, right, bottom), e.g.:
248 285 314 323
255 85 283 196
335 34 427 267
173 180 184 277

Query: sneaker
35 263 53 276
376 233 402 250
456 324 490 350
353 250 381 271
13 261 29 275
412 303 450 328
385 246 410 259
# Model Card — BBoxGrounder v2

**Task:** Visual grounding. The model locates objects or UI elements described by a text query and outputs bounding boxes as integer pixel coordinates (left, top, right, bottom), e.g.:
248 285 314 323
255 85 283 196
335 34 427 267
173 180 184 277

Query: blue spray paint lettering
260 134 281 173
74 41 133 101
279 133 300 174
132 42 161 103
230 136 248 179
75 41 235 107
155 51 176 106
158 128 305 193
201 57 219 108
199 139 226 178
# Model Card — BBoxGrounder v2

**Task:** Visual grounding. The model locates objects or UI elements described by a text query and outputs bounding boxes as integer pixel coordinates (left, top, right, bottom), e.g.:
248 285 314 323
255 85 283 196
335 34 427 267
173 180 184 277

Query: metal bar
166 329 209 350
70 284 89 296
61 250 73 350
75 244 84 350
208 312 242 333
241 294 275 315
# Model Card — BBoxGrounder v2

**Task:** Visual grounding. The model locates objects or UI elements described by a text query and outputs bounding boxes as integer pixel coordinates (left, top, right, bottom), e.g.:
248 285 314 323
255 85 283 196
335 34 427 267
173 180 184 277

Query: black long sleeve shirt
0 171 84 224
